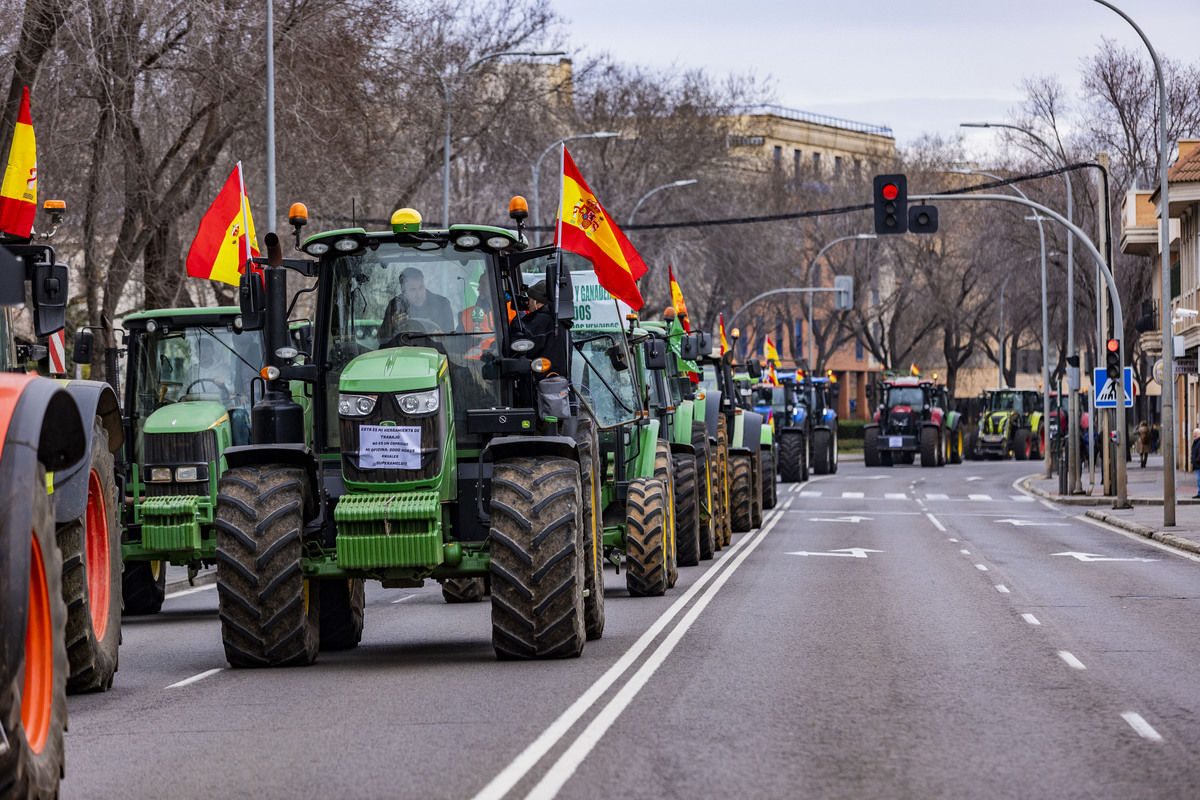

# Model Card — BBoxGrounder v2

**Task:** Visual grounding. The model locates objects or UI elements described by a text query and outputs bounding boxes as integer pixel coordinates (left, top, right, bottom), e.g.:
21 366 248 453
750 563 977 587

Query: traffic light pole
911 192 1129 507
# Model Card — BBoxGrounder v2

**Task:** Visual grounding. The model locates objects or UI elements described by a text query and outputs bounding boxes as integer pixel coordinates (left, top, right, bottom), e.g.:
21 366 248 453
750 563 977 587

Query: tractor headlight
338 393 377 417
147 467 172 482
334 238 360 252
395 388 439 416
486 236 511 249
455 234 481 249
175 465 208 482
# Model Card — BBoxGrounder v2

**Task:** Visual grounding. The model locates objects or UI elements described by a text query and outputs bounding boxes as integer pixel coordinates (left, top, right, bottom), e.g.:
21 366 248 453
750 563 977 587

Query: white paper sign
359 425 422 469
888 436 902 448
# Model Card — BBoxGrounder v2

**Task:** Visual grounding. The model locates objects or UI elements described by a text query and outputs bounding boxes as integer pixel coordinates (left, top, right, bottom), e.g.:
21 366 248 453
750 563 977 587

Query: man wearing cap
511 279 568 377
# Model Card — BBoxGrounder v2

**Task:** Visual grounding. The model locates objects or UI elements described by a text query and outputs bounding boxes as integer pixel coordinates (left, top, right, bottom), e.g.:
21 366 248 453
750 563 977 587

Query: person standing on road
1191 428 1200 498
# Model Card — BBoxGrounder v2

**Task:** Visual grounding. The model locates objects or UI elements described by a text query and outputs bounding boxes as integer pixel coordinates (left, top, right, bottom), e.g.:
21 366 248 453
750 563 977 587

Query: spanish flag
186 162 260 286
910 363 920 376
668 265 690 331
767 362 779 387
718 313 729 356
764 335 781 367
0 87 37 239
556 147 647 310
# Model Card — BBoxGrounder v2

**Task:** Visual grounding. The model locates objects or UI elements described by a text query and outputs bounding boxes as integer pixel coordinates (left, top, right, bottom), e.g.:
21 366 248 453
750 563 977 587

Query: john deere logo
521 420 531 429
378 420 397 427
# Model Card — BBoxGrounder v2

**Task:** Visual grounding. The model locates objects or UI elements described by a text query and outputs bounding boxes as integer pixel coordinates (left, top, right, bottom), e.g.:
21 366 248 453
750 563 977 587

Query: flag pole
551 144 566 338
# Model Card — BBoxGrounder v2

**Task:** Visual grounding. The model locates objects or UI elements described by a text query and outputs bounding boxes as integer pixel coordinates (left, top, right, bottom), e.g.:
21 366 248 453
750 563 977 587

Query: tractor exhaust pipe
250 232 306 445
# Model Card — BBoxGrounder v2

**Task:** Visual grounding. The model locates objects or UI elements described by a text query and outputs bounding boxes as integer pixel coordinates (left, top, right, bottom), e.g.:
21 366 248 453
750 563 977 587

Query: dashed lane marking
968 494 993 501
165 583 217 600
975 564 988 571
167 668 225 689
885 493 907 500
1021 613 1041 626
996 585 1010 593
925 512 946 532
391 594 418 604
960 549 971 555
1121 712 1163 742
841 492 864 499
1059 651 1087 670
926 493 949 500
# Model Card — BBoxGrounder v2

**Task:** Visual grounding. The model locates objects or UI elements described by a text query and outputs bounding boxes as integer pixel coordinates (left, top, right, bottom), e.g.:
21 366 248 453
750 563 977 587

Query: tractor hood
144 400 230 435
340 347 444 394
983 412 1011 434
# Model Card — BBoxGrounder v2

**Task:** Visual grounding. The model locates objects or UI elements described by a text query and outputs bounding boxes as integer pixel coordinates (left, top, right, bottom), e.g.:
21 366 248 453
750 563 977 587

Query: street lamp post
998 250 1063 390
806 234 875 371
961 122 1080 490
531 132 620 245
627 180 698 227
1092 0 1175 523
439 49 565 227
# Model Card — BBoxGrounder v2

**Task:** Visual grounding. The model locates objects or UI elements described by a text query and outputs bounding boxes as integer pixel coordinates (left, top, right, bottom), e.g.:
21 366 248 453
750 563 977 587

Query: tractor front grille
887 412 914 436
144 431 218 497
340 395 446 485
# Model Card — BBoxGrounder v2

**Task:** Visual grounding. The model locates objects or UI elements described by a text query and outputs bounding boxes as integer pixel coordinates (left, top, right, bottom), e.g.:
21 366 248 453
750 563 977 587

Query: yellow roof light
43 199 65 211
288 202 308 227
391 208 422 233
509 196 528 221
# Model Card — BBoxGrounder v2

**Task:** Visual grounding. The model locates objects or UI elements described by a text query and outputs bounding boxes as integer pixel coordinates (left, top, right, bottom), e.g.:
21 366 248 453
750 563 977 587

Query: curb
165 569 216 595
1084 509 1200 556
1020 479 1109 506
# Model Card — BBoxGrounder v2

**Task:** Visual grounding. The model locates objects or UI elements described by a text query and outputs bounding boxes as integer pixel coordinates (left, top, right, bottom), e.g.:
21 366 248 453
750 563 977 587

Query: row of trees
1 0 1196 399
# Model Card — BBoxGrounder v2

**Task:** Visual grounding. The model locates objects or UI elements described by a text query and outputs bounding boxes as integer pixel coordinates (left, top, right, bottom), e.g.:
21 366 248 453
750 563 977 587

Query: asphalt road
61 460 1200 799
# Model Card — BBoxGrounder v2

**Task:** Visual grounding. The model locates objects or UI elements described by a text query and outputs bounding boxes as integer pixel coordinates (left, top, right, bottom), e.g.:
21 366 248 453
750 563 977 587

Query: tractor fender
669 441 696 456
675 400 695 440
1028 411 1043 433
224 443 322 518
632 418 661 479
929 407 944 427
742 412 766 450
485 435 579 464
0 376 86 693
705 390 723 441
732 410 746 448
50 380 122 524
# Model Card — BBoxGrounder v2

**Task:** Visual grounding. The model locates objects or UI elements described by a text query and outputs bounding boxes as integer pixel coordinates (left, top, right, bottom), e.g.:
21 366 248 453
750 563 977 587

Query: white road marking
948 537 958 542
1078 515 1200 563
1021 613 1041 626
925 513 946 532
841 491 865 499
807 516 872 523
966 476 984 482
1058 651 1087 670
975 564 988 571
165 583 217 600
926 493 949 500
885 493 907 500
789 484 802 493
513 512 783 800
996 584 1010 593
968 494 993 501
782 497 794 509
1053 552 1158 563
959 549 971 555
787 548 882 559
996 519 1069 527
167 668 225 689
1121 712 1163 742
1011 495 1036 503
391 594 418 604
472 512 781 800
800 491 822 497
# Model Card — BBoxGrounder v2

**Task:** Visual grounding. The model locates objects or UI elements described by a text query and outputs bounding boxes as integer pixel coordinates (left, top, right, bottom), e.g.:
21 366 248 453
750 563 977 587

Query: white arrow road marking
787 548 883 558
806 516 873 523
1052 552 1159 562
996 519 1069 526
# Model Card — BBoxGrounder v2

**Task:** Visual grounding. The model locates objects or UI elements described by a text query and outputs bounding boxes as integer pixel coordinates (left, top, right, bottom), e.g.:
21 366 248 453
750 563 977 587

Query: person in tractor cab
399 266 455 332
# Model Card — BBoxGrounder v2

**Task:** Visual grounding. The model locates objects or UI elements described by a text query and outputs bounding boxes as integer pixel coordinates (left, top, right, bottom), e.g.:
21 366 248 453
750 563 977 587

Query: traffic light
908 204 938 234
1105 338 1121 380
874 174 908 234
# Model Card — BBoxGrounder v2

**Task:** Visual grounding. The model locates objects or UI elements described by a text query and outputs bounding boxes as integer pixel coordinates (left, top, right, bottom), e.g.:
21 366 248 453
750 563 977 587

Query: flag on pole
556 146 647 310
910 363 920 376
719 313 729 356
668 265 690 331
186 162 260 286
0 87 37 239
767 361 779 387
764 335 781 367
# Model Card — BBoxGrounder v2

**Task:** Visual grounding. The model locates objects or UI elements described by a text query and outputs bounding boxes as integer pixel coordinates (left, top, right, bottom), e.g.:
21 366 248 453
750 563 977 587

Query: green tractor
116 307 272 614
213 202 604 664
700 354 767 534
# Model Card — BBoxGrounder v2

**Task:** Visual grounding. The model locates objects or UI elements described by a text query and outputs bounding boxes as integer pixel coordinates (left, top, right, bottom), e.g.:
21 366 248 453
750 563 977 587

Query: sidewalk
1022 452 1200 557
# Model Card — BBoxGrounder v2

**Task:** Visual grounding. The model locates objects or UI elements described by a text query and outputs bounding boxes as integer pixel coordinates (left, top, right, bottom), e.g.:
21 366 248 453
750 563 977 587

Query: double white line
472 508 784 800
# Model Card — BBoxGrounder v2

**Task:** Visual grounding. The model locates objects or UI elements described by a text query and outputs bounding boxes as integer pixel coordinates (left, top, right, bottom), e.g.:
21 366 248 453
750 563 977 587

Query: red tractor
864 376 960 468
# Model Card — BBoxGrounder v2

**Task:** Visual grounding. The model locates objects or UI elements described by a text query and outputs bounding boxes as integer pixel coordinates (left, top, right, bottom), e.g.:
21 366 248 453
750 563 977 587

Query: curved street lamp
627 180 698 227
807 233 875 371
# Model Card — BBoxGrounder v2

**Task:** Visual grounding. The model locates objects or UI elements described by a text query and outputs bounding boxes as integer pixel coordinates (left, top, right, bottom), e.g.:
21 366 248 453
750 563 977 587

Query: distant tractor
864 376 961 468
972 388 1043 461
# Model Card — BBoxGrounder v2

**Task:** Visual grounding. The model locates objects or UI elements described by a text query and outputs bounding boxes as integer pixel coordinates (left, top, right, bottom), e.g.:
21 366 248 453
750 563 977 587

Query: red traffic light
882 183 899 201
1106 338 1120 353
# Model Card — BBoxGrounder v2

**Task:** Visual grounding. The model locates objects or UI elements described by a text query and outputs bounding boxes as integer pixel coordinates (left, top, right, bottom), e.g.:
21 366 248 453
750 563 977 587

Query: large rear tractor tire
574 410 605 640
830 430 839 474
653 441 679 589
1014 429 1032 461
691 422 716 561
750 452 763 529
949 426 964 464
778 430 804 483
920 427 939 468
121 560 165 616
716 414 733 548
624 477 668 597
812 429 831 476
319 578 366 650
489 457 585 659
730 452 754 533
672 454 701 567
58 417 122 693
0 466 68 799
761 450 777 509
864 428 881 468
215 465 320 668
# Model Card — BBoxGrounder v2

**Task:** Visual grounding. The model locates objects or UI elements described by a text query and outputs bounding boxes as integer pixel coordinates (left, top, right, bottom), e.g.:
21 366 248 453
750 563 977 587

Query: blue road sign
1093 366 1133 408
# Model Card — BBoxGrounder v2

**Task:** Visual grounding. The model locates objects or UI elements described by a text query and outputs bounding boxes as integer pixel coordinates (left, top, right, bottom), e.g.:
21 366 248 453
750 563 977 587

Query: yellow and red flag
0 87 37 239
767 362 779 386
668 265 690 331
764 335 781 367
719 313 729 356
186 162 260 286
910 363 920 376
556 147 647 310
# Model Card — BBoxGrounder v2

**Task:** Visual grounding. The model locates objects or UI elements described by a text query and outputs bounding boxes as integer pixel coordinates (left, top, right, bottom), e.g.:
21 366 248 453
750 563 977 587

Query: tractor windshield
324 242 504 446
887 387 924 408
134 326 262 419
571 331 639 428
991 392 1018 412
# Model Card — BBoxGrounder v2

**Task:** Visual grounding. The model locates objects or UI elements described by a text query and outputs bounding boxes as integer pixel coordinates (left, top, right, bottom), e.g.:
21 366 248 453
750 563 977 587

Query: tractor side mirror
644 338 667 370
606 344 629 372
680 334 701 362
697 331 713 355
32 262 67 337
73 328 95 364
239 268 266 331
0 246 23 306
747 360 763 379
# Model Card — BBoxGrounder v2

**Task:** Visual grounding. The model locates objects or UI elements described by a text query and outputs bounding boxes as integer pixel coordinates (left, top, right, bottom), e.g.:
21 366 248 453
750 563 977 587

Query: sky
550 0 1200 154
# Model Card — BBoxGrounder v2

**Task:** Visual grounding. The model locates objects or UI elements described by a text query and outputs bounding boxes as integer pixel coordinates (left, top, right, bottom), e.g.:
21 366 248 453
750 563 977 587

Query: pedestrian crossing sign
1093 366 1133 408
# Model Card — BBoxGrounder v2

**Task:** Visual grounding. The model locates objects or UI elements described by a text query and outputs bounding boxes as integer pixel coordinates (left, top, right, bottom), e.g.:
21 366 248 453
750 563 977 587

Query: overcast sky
551 0 1200 154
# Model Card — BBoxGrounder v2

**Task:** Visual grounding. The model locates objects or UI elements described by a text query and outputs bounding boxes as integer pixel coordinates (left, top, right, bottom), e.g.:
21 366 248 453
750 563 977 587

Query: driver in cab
397 266 455 332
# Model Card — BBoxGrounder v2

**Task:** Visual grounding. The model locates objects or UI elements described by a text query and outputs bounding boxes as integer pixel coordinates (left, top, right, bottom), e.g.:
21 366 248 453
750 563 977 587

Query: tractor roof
300 223 525 258
124 306 242 330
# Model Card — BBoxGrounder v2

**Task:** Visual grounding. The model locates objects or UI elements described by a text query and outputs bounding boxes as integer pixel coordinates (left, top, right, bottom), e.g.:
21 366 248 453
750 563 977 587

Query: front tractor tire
949 427 964 465
672 453 702 568
761 450 777 510
121 560 165 616
812 428 832 476
214 465 320 668
692 421 716 561
653 441 679 589
0 466 68 799
624 477 669 597
319 578 366 650
489 457 585 659
1014 429 1032 461
920 427 940 468
730 452 754 533
441 578 486 604
573 411 606 640
58 417 122 693
864 427 881 468
778 430 805 483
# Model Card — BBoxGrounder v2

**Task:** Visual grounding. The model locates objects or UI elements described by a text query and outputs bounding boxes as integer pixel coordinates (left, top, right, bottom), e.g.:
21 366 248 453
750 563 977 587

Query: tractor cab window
993 392 1018 411
324 242 503 447
570 331 639 429
887 387 924 408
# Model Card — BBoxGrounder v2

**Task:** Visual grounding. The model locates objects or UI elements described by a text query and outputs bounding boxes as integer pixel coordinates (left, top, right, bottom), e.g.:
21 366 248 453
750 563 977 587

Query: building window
854 159 862 179
812 152 821 171
793 149 801 178
774 145 782 168
856 341 864 361
835 156 843 176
